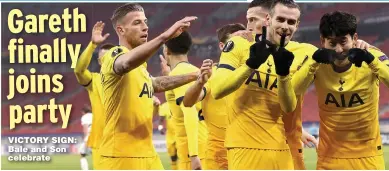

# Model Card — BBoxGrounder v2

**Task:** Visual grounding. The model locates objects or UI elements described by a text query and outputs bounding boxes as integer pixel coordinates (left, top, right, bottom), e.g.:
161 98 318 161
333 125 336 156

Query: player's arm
211 37 255 99
74 21 109 86
113 17 197 75
183 60 213 107
174 84 201 157
361 49 389 87
152 72 197 93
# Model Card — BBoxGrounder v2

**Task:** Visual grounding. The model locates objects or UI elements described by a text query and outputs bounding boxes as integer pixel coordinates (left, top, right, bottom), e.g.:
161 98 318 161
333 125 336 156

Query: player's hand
231 30 254 42
267 34 294 76
159 54 171 76
91 21 110 45
348 48 375 67
153 96 161 106
312 48 337 64
190 156 202 170
355 39 370 50
301 130 318 148
246 26 271 69
197 59 213 85
162 16 197 41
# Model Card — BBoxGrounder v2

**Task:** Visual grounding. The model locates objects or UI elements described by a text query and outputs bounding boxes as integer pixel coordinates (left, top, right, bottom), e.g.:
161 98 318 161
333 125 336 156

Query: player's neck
169 55 189 70
119 39 135 50
331 60 352 73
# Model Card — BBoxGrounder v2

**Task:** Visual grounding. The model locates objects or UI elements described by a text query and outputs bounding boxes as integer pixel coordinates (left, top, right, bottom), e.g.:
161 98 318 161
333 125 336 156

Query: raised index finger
280 33 286 47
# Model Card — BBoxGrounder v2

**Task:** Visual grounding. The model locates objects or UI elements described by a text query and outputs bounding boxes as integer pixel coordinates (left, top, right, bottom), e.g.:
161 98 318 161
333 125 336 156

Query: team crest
111 47 123 57
223 41 234 52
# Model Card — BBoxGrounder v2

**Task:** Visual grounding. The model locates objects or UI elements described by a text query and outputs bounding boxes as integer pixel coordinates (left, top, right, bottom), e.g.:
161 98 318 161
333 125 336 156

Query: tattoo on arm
153 74 197 93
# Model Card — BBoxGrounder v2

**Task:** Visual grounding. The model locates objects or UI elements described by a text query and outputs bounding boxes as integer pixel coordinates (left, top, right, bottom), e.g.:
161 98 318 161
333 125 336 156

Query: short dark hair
269 0 301 17
319 11 357 38
249 0 273 10
82 105 91 113
216 23 246 44
165 31 192 55
111 3 144 27
100 43 116 51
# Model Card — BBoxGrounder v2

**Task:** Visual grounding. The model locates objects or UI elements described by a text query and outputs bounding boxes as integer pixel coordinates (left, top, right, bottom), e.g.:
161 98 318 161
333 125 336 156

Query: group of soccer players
74 0 388 170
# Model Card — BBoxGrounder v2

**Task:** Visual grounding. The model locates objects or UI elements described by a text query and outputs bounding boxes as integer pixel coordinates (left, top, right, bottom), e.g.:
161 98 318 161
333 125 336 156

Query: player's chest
125 67 154 99
315 66 377 108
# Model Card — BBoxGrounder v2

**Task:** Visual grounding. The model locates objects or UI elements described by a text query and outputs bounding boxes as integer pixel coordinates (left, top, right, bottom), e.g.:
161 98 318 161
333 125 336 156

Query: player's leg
91 148 100 170
78 142 89 170
167 142 178 170
178 161 191 170
228 148 294 170
317 155 385 170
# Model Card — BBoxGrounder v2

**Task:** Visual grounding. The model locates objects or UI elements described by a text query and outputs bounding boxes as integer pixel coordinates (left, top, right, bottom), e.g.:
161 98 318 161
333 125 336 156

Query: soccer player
74 21 114 169
79 106 93 170
98 3 208 170
210 0 372 169
163 31 212 170
290 11 388 170
182 23 246 170
157 101 178 170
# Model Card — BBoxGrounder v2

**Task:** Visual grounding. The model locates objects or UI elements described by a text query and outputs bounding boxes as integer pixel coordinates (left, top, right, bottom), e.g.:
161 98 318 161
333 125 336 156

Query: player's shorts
227 148 294 170
317 155 385 170
204 156 228 170
178 158 206 170
98 155 164 170
78 142 91 155
167 142 177 159
91 148 100 170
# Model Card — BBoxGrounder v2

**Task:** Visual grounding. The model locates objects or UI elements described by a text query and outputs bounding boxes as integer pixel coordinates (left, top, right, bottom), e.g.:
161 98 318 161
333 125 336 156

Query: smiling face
267 3 300 46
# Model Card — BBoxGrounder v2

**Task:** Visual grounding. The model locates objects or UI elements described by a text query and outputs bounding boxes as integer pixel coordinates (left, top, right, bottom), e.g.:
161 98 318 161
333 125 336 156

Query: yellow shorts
227 148 294 170
317 155 385 170
178 158 206 170
292 156 306 170
204 156 228 170
91 148 100 170
98 155 164 170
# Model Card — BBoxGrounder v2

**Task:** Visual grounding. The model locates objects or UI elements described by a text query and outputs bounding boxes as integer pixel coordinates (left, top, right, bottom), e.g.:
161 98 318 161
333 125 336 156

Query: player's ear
116 25 124 36
352 33 358 44
219 42 225 51
320 35 326 47
266 13 271 24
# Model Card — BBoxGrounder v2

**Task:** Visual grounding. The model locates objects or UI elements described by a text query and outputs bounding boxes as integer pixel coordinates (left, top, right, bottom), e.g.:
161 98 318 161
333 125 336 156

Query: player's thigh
317 155 385 170
98 156 163 170
292 156 306 170
227 148 294 170
167 142 177 157
204 156 228 170
91 148 100 170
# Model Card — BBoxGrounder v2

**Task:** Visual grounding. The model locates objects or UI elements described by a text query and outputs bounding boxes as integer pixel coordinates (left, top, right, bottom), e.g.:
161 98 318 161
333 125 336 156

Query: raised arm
74 21 109 86
182 59 213 107
113 17 197 75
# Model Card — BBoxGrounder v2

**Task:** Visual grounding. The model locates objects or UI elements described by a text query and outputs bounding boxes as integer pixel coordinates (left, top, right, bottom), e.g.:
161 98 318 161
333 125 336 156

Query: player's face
246 6 268 34
98 49 109 66
267 4 300 46
163 45 171 66
321 34 358 66
117 11 148 48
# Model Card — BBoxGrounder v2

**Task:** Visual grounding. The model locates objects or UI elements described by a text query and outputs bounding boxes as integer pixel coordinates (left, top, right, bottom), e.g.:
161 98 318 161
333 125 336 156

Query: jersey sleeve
368 48 389 88
211 37 253 99
74 42 96 87
101 46 126 76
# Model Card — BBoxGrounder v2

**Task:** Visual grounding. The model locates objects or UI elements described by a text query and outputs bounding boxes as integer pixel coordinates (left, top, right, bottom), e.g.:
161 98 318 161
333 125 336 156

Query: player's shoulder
102 45 129 64
170 62 197 76
222 36 252 53
287 41 318 51
368 47 387 59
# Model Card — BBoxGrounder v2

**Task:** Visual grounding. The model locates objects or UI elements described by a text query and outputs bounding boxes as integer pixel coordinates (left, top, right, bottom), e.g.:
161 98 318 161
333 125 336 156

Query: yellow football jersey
99 46 156 157
311 48 388 158
201 66 228 159
213 36 317 150
159 102 176 150
85 73 105 149
165 62 208 162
